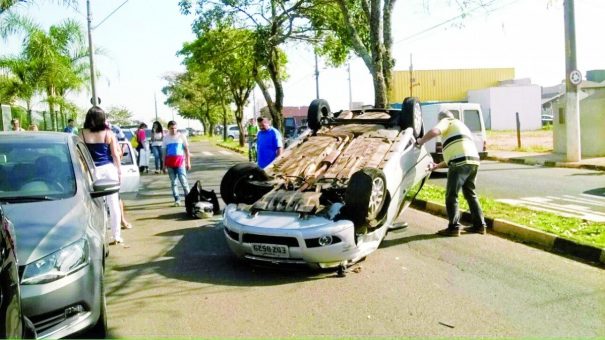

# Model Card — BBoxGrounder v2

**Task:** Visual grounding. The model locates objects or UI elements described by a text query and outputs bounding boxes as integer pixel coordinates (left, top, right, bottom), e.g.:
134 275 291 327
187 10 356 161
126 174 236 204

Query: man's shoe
436 227 461 237
173 201 181 207
465 225 487 234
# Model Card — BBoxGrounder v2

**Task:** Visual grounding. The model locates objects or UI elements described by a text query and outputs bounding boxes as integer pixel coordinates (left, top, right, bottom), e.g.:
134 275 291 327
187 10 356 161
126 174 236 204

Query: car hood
2 197 90 265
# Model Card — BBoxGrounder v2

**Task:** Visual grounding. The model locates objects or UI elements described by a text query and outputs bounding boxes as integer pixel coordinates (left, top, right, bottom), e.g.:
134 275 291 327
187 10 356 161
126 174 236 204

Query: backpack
130 135 139 149
185 180 220 218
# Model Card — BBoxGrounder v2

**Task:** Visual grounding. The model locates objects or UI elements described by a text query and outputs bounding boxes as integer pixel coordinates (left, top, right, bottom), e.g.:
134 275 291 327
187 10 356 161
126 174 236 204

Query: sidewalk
487 150 605 171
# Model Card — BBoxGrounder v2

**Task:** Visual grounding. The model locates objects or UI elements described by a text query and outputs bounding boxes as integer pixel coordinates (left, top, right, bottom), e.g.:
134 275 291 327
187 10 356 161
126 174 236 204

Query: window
463 110 482 132
450 110 460 120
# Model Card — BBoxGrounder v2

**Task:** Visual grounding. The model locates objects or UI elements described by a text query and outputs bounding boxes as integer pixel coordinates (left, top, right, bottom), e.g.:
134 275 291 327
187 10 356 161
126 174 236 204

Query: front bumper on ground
222 204 364 268
20 263 101 339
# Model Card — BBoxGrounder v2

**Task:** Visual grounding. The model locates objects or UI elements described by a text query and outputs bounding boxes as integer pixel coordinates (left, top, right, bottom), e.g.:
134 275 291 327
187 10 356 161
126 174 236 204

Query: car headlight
22 239 89 285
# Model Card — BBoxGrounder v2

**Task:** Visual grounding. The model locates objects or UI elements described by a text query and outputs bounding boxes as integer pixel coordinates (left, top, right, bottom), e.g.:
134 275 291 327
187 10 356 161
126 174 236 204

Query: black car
0 206 35 338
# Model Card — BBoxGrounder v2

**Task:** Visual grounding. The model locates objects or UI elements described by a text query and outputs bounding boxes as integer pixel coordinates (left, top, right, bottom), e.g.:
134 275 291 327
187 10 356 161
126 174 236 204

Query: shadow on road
110 222 335 290
380 232 442 248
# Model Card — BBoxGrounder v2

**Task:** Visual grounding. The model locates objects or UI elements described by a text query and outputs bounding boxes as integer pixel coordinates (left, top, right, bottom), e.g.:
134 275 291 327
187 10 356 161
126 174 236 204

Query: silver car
221 98 432 271
0 132 119 338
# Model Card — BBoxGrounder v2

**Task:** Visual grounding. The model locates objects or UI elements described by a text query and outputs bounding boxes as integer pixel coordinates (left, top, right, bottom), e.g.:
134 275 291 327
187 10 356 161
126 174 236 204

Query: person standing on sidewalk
246 118 258 162
80 106 124 244
162 120 191 207
256 116 283 169
415 109 487 237
150 121 165 174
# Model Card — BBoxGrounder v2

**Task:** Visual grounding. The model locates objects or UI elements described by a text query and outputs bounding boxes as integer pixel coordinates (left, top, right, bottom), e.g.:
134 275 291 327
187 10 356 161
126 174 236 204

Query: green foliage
417 183 605 249
1 13 89 130
107 106 134 126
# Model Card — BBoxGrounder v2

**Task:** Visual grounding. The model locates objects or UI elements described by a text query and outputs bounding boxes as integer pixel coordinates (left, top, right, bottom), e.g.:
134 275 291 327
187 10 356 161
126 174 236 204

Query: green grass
417 183 605 249
190 134 248 153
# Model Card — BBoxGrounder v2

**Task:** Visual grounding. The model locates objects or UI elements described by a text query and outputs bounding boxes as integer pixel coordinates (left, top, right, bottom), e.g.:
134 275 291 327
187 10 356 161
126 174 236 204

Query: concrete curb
216 143 246 155
487 155 605 172
411 199 605 266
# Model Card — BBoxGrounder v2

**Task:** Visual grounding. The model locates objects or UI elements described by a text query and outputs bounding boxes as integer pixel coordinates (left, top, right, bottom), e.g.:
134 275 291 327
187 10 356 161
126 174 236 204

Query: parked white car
118 140 140 195
220 98 433 270
420 102 488 163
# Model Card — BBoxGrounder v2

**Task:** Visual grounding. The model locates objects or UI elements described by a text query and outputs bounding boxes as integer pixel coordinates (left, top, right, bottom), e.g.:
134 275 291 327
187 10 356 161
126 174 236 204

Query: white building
468 79 542 131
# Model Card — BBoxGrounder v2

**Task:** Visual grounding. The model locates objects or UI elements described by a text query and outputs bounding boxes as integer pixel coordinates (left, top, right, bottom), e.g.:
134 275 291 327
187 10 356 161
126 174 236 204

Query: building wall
553 88 605 157
389 68 515 103
468 85 541 131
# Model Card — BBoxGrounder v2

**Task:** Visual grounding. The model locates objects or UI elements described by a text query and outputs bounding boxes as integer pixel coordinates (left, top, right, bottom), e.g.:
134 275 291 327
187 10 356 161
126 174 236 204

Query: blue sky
2 0 604 127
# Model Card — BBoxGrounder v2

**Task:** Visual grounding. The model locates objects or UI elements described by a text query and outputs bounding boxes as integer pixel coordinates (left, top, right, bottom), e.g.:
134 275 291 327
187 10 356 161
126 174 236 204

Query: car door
462 109 485 153
119 141 140 194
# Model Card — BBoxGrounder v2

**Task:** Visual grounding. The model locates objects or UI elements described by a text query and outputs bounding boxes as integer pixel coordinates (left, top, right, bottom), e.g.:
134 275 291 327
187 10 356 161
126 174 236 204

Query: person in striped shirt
416 109 487 237
162 121 191 207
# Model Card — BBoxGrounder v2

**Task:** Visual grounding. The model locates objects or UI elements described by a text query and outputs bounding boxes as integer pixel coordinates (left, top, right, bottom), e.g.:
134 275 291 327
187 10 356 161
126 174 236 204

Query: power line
393 0 521 45
92 0 131 30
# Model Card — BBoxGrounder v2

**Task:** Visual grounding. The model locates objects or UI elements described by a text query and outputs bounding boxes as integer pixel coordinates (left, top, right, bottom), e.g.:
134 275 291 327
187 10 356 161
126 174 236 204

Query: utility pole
154 92 158 122
86 0 98 106
564 0 581 162
347 63 352 109
314 53 320 99
409 54 414 97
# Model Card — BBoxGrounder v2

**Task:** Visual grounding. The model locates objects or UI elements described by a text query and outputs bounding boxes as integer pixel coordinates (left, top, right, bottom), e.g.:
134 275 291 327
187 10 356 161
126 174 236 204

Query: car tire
308 99 331 132
87 268 107 339
400 97 424 138
343 168 387 234
220 163 270 205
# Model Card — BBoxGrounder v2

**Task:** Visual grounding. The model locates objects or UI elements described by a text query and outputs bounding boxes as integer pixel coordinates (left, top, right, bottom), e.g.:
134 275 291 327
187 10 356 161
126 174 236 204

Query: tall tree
106 105 133 126
180 26 262 146
1 13 89 130
306 0 510 108
0 55 39 124
162 70 228 136
179 0 303 131
0 0 77 14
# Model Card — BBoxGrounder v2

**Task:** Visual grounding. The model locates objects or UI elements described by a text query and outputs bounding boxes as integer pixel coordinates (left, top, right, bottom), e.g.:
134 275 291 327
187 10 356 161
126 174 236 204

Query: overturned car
220 97 433 269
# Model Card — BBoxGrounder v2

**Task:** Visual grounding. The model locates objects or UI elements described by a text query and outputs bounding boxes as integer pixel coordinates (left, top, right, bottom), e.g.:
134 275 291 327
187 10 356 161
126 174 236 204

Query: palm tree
1 13 89 130
0 0 77 14
0 55 40 125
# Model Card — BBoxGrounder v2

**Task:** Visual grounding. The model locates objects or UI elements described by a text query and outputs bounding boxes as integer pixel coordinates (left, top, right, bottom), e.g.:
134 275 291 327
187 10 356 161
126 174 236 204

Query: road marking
219 150 232 155
580 193 605 202
497 195 605 222
202 151 213 156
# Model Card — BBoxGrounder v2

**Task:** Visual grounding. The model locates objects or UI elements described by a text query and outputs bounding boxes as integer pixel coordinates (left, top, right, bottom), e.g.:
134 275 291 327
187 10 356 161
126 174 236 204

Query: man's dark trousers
445 163 486 229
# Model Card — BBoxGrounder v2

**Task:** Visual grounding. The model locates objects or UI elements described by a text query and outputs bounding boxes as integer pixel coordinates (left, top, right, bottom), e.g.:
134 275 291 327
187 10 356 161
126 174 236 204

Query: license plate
250 243 289 258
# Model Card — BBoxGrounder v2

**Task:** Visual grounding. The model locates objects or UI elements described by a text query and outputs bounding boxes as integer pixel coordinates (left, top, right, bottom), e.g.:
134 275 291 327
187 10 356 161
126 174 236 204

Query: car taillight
436 141 443 153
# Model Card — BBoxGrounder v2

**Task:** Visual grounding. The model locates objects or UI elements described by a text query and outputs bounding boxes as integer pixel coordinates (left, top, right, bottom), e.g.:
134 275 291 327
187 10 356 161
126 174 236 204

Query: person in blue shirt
256 116 283 168
63 118 78 134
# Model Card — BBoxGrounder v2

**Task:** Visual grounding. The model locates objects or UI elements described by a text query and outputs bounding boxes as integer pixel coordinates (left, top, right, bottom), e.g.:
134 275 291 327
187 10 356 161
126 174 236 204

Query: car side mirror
91 178 120 198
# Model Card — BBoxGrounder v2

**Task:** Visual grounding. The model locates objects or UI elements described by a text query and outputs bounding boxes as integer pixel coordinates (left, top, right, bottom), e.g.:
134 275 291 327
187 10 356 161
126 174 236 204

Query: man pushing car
415 109 487 237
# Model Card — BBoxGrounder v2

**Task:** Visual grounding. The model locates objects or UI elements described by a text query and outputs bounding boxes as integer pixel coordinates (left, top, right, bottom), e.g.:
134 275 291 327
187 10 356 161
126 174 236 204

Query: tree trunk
382 0 395 95
370 0 387 108
268 50 284 131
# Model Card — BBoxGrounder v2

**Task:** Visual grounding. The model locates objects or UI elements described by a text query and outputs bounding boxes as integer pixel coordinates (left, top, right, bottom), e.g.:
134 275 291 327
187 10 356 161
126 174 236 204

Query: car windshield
0 141 76 200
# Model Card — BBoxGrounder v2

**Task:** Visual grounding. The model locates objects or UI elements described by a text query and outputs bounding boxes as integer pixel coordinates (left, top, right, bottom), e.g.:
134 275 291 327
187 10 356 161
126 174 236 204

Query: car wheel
343 168 387 234
228 135 234 140
307 99 331 132
401 97 424 138
220 163 269 205
87 268 107 338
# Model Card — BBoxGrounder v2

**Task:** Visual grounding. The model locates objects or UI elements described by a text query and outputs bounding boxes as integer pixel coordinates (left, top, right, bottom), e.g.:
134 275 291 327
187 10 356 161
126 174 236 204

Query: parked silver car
0 132 119 338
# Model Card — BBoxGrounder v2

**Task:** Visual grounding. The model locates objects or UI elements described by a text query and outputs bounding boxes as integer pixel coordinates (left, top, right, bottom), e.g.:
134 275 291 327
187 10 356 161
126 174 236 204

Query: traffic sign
569 70 582 85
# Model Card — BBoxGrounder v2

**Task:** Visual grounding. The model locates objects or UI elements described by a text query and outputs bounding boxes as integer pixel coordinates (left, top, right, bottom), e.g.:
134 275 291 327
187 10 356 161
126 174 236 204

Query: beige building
389 68 515 103
552 82 605 157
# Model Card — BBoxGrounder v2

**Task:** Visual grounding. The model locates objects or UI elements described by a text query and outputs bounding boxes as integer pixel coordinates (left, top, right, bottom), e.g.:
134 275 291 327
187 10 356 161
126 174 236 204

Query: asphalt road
429 161 605 222
104 141 605 338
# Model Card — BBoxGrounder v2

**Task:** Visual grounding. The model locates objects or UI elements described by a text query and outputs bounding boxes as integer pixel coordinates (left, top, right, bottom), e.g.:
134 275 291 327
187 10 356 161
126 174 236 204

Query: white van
420 102 488 163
